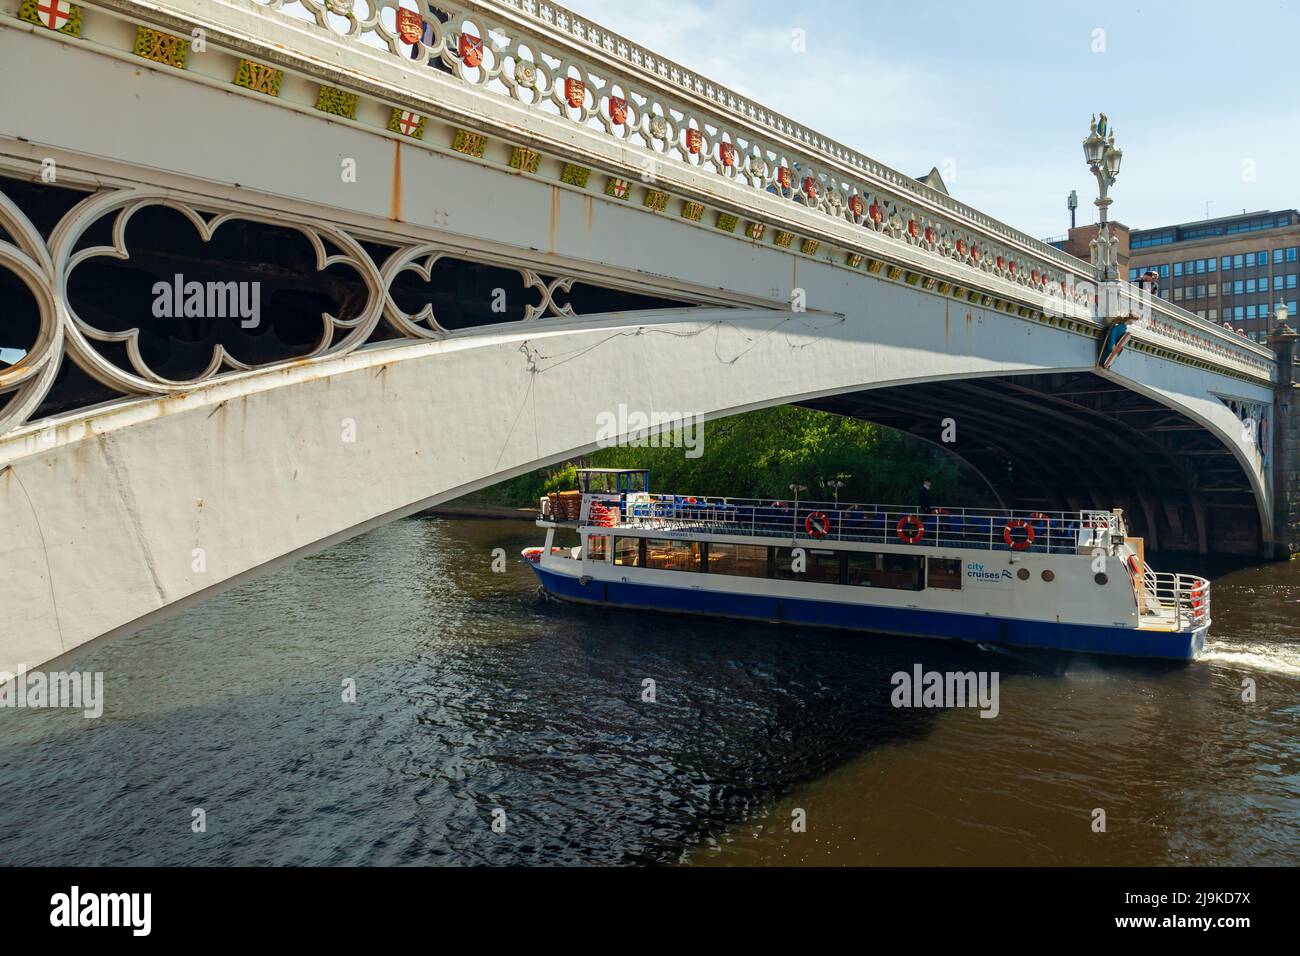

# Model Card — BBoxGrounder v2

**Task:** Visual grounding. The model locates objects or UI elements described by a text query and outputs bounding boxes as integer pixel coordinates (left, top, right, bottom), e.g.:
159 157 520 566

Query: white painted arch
0 292 1273 674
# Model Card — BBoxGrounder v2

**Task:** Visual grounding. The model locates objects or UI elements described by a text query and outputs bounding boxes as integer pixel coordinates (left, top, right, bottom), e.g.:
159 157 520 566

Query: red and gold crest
869 202 883 224
996 256 1006 270
848 195 864 218
908 220 920 239
776 167 792 189
802 176 817 199
924 225 935 243
718 142 736 168
956 239 967 256
458 34 483 68
564 77 586 109
395 8 423 44
685 128 703 154
608 96 627 125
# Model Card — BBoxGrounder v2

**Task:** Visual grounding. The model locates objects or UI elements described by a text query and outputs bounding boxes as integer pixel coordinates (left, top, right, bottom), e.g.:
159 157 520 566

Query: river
0 516 1296 866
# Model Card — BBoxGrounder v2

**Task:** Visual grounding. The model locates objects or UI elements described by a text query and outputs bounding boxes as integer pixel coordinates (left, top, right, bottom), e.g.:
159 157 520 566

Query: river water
0 517 1296 866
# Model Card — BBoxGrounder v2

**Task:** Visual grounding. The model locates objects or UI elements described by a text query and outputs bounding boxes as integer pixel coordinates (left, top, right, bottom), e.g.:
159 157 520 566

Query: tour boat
524 470 1210 660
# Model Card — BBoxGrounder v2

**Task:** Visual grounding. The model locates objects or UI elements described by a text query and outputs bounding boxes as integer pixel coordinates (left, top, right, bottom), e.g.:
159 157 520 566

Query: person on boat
918 478 934 514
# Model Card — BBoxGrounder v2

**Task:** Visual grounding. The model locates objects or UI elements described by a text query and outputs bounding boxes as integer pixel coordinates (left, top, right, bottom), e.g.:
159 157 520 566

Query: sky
561 0 1300 240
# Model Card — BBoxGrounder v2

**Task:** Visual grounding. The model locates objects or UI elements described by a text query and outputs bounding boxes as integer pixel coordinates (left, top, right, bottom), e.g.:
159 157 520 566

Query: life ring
896 515 925 544
522 546 564 563
805 511 830 538
1190 583 1205 609
1003 519 1034 551
1126 554 1142 577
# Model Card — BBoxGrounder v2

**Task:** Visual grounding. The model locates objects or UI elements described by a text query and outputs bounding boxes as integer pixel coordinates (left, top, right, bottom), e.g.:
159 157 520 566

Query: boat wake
1200 639 1300 677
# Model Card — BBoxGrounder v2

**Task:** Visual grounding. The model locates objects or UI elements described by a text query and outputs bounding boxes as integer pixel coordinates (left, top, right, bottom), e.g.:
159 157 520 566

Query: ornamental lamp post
1276 300 1292 334
1084 113 1123 298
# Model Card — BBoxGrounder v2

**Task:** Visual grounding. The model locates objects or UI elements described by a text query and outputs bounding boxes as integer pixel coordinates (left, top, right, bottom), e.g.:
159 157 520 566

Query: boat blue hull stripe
529 566 1204 660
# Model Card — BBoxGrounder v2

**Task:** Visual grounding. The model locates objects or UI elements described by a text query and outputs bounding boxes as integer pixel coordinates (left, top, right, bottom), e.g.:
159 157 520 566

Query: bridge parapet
0 0 1277 442
238 0 1271 372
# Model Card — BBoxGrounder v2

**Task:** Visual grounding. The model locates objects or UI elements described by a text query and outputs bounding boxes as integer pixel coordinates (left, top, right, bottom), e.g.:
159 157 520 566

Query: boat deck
582 495 1120 556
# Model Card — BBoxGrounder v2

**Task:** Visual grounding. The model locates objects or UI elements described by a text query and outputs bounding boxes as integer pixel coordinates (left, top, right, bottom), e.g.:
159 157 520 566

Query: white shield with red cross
396 110 422 136
37 0 72 30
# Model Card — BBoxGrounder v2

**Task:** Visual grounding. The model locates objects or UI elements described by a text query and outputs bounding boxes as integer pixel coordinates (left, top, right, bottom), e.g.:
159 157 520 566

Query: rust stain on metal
585 195 593 235
390 140 403 222
548 186 559 254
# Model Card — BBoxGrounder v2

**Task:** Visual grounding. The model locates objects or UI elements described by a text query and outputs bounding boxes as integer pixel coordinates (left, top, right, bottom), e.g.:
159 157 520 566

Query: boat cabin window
706 543 769 577
645 538 703 572
927 557 962 590
614 537 644 567
846 552 924 591
770 547 844 584
586 535 610 561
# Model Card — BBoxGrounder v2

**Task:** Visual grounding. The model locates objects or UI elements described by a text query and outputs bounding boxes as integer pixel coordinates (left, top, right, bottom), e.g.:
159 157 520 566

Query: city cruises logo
890 664 1000 718
0 665 104 718
594 404 704 458
966 561 1014 583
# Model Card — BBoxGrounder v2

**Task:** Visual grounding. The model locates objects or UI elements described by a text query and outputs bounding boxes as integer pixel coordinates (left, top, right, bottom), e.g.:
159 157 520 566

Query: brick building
1127 210 1300 342
1049 210 1299 343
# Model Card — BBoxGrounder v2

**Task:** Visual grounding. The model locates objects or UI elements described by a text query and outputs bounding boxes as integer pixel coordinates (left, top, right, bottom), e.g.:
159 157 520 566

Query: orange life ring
896 515 925 544
805 511 830 538
1003 519 1034 551
1126 555 1141 577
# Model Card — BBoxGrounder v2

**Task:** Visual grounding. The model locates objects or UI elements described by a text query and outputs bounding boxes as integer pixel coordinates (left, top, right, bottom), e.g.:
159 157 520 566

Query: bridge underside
803 372 1263 555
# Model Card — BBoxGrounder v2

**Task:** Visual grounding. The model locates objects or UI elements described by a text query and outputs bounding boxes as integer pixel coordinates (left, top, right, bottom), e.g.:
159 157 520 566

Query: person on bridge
919 478 934 515
1139 270 1160 297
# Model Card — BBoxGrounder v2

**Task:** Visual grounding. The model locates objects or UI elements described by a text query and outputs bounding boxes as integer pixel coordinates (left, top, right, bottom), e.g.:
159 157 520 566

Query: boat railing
581 493 1119 555
1140 569 1211 630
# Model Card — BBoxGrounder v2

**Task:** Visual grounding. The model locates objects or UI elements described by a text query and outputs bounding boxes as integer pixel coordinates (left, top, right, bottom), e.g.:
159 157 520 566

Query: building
1127 210 1300 343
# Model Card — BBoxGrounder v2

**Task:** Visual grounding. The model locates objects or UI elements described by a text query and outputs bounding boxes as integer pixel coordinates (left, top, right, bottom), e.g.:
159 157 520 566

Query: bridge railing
202 2 1095 309
0 0 1276 445
236 0 1274 382
1096 282 1275 381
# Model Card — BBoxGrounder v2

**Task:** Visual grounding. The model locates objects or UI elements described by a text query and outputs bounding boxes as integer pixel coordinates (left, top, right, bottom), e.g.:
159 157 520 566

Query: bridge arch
0 305 1271 674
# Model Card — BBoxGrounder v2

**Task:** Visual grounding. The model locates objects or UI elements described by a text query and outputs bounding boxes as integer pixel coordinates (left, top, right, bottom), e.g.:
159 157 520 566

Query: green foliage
477 406 970 508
